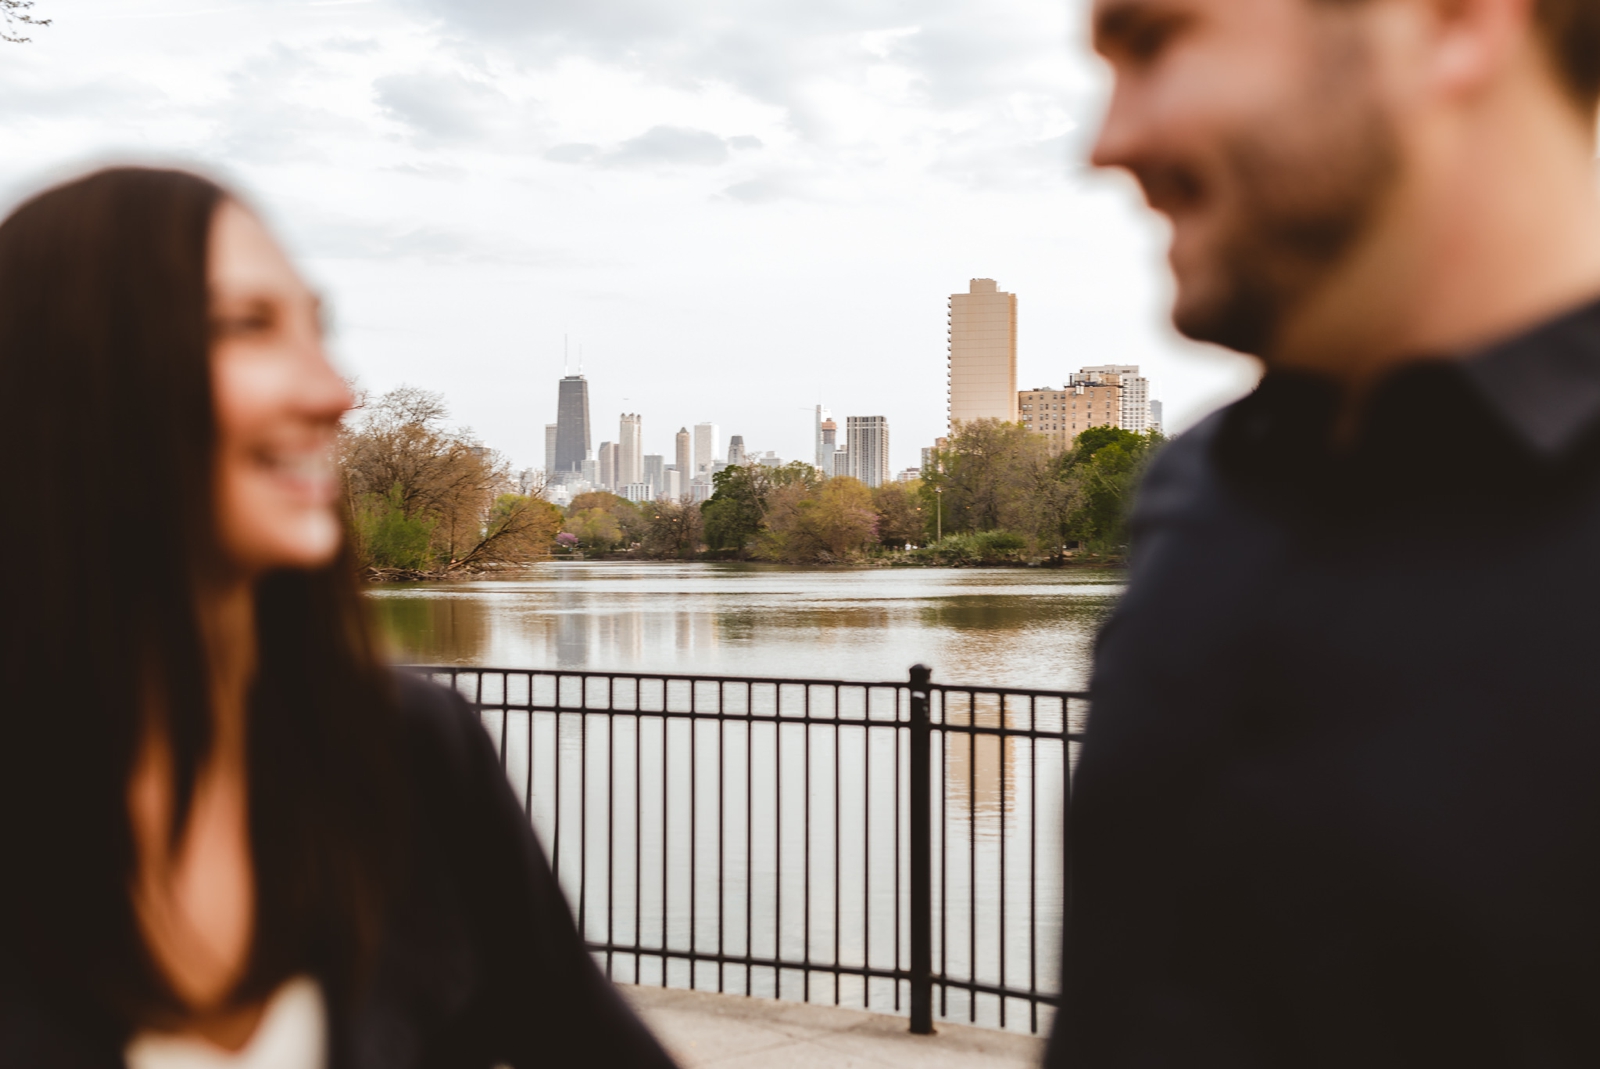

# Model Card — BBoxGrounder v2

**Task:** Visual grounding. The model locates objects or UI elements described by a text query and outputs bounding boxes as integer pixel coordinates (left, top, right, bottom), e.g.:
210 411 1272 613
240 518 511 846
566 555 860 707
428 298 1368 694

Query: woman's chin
228 512 344 574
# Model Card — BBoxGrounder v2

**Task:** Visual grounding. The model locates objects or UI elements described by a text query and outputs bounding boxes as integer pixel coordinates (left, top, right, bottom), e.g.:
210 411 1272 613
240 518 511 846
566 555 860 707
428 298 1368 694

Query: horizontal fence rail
407 664 1088 1035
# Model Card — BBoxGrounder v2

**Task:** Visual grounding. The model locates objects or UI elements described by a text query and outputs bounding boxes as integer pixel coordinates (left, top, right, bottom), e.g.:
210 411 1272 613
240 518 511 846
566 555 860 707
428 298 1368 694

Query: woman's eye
213 309 275 339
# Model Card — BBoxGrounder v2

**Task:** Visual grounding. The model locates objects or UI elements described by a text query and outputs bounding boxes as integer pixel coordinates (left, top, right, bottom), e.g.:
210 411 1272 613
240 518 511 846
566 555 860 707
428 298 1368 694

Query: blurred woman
0 167 676 1069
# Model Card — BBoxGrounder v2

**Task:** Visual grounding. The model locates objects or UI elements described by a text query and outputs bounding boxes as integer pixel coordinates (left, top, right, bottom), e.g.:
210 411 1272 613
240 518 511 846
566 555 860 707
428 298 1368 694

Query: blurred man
1050 0 1600 1064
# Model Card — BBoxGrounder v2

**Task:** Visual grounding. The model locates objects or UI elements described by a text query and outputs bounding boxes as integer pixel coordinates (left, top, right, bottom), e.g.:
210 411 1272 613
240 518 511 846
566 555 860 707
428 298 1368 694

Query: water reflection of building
942 724 1015 821
674 611 717 661
549 605 720 671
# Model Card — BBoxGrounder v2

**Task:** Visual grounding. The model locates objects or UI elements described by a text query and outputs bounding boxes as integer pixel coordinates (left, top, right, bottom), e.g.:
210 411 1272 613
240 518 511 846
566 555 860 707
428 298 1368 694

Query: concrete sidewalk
621 985 1046 1069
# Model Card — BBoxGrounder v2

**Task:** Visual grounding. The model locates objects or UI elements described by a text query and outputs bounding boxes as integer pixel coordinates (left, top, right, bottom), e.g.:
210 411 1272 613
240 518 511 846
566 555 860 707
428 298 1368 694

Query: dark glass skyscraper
554 374 591 474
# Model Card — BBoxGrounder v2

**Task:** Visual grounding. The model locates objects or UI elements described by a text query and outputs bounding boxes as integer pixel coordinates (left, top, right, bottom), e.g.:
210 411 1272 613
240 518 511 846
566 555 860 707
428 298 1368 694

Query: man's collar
1459 295 1600 458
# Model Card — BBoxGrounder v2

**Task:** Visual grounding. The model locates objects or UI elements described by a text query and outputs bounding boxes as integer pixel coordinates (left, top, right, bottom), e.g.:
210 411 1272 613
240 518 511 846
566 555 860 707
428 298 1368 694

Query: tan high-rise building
947 278 1018 432
673 427 691 496
618 413 642 487
1019 380 1123 453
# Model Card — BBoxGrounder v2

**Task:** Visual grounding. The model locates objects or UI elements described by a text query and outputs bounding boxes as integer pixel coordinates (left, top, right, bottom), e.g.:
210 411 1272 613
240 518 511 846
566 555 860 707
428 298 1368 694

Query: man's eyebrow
1093 0 1170 51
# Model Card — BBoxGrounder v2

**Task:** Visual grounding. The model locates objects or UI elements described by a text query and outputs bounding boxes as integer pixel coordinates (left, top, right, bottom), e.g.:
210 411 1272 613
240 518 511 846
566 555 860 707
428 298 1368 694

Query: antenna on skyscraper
564 334 569 377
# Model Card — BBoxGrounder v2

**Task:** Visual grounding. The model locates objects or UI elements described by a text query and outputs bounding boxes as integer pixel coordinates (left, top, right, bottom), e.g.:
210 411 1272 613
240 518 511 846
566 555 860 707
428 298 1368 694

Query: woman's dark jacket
0 674 678 1068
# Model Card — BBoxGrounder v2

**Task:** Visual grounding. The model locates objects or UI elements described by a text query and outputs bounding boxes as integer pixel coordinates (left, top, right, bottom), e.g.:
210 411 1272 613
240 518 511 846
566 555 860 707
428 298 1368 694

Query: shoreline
363 557 1128 582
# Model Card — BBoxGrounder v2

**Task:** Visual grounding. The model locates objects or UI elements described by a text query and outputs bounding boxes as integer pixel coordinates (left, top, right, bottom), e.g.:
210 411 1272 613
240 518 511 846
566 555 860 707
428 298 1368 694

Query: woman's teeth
262 451 334 480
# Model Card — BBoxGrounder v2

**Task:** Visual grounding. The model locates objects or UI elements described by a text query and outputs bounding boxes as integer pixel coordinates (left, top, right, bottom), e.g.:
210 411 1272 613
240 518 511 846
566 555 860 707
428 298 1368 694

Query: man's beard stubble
1155 33 1402 359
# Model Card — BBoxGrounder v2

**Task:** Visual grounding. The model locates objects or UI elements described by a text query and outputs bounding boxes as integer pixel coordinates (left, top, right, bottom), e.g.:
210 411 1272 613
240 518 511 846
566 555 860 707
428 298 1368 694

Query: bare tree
3 0 49 43
341 386 558 574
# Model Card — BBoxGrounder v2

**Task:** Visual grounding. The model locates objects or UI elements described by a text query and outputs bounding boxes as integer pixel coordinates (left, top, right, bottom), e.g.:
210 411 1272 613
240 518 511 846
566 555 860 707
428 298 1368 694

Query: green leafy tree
563 492 644 552
354 484 436 571
702 466 766 556
701 461 819 557
1055 427 1165 552
921 419 1052 540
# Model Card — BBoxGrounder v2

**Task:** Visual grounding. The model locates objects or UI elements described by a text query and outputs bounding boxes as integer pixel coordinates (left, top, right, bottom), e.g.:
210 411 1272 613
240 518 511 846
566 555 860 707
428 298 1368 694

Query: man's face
1092 0 1402 357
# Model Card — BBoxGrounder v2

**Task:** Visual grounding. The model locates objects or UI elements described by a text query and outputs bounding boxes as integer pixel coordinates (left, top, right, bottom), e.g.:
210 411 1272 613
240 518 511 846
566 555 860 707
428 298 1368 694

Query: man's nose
1090 78 1145 172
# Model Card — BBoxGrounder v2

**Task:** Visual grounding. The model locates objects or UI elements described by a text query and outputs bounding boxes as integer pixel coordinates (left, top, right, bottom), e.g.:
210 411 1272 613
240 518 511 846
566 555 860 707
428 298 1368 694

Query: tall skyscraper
727 435 746 466
947 279 1018 432
693 422 718 480
619 413 643 487
544 423 558 473
1149 399 1164 435
1076 365 1153 433
818 416 839 475
643 454 665 497
597 441 618 491
675 428 691 484
664 468 683 502
846 416 890 488
554 375 592 473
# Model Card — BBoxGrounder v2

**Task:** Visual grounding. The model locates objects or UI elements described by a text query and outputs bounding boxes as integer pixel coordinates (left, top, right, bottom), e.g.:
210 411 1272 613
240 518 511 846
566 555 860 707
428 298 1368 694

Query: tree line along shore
343 386 1164 580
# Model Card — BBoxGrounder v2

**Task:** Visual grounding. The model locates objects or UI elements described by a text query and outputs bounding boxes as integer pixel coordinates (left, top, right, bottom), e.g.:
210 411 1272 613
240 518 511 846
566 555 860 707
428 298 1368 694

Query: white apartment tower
947 279 1018 432
619 413 643 487
846 416 890 489
693 422 719 481
544 423 558 473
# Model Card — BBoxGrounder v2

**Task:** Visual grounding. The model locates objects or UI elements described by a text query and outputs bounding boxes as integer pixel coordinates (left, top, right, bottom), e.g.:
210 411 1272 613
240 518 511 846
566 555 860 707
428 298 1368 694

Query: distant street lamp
934 485 943 543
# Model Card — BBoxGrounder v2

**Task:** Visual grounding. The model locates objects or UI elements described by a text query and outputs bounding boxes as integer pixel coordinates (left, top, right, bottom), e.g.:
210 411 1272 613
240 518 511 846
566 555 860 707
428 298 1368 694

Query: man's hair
1537 0 1600 107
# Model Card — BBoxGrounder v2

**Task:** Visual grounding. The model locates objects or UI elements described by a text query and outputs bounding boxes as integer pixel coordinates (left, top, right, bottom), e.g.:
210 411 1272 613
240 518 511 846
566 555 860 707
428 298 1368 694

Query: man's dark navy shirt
1047 299 1600 1067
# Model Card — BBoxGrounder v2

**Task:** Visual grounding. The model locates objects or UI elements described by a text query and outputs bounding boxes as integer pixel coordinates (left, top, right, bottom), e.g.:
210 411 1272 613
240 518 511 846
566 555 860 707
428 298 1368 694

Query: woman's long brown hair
0 167 401 1033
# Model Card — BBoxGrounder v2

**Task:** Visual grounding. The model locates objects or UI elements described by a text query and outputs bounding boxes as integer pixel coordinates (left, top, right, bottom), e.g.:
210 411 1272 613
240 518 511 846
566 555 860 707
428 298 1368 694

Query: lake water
367 561 1126 692
369 563 1122 1034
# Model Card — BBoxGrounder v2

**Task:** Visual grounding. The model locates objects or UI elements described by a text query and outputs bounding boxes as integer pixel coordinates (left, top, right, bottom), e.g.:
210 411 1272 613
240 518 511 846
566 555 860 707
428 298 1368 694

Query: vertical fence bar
968 689 977 1022
607 681 616 980
908 664 934 1035
690 686 698 989
803 684 813 1003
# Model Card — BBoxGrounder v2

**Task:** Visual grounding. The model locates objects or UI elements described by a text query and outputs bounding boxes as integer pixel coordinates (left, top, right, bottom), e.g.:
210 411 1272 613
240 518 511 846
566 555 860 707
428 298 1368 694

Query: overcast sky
1 0 1259 472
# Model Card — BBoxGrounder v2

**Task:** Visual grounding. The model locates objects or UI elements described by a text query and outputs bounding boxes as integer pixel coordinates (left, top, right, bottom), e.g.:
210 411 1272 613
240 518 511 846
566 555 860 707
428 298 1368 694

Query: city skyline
538 275 1167 502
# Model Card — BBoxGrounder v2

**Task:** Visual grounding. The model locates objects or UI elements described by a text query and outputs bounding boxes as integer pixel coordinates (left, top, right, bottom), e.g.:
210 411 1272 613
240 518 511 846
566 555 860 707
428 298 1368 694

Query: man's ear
1420 0 1540 101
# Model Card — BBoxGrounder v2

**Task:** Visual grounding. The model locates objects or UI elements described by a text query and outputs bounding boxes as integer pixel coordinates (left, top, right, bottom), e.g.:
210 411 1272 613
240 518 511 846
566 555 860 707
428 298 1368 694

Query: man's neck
1267 78 1600 397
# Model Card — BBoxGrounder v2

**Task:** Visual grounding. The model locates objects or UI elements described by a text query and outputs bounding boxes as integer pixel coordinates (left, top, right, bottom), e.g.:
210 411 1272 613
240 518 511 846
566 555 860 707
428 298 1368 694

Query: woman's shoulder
387 670 500 788
390 669 477 733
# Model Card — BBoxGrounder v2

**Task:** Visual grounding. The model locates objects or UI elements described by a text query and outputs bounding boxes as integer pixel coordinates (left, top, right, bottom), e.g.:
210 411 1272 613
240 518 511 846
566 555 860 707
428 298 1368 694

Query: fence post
908 663 935 1035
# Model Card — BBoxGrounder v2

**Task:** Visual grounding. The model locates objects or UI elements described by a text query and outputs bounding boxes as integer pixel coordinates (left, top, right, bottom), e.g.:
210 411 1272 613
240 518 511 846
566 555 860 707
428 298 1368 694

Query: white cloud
374 70 511 143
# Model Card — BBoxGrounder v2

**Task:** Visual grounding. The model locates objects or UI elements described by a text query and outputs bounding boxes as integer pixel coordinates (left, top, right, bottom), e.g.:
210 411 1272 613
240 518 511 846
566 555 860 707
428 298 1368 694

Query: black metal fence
409 664 1087 1035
